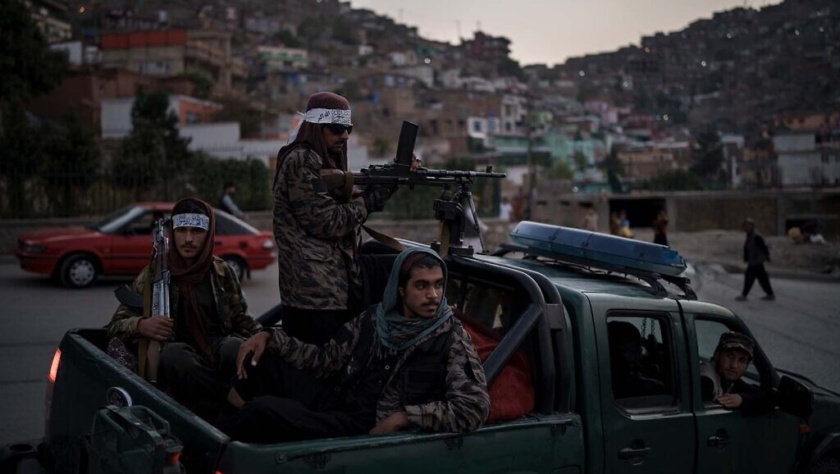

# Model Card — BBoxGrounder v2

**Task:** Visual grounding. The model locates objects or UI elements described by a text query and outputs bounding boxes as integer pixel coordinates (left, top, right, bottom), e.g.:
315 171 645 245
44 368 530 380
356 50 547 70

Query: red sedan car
16 202 276 288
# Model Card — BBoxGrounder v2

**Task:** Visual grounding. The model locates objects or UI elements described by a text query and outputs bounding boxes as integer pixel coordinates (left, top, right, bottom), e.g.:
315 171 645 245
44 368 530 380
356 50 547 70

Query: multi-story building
774 132 840 187
99 29 247 95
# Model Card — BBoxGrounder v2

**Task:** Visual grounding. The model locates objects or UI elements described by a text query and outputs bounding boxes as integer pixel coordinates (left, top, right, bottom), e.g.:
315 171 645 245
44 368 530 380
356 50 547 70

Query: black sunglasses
325 123 353 135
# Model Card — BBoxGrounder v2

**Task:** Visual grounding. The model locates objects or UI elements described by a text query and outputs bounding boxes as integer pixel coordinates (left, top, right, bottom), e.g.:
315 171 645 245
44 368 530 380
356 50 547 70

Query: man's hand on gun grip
362 185 393 213
138 316 174 341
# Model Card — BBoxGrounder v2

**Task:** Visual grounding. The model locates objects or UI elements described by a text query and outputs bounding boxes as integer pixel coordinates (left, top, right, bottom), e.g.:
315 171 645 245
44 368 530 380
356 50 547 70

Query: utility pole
525 93 536 220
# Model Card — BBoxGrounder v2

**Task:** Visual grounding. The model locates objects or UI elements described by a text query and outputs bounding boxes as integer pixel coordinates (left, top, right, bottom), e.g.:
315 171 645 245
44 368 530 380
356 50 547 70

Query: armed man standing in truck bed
106 197 261 420
218 248 490 443
272 92 398 344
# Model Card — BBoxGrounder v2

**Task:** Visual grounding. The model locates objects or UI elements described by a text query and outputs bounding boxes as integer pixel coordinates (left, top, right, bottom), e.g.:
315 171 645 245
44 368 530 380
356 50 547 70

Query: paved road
0 259 837 446
0 260 281 446
690 262 840 392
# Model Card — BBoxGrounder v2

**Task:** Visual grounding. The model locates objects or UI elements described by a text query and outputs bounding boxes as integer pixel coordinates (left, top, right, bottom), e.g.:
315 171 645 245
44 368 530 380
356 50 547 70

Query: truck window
607 314 677 410
694 319 761 403
447 277 520 334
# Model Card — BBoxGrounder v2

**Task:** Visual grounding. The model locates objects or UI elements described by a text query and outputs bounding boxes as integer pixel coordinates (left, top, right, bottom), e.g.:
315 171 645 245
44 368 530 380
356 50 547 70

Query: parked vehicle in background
15 202 275 288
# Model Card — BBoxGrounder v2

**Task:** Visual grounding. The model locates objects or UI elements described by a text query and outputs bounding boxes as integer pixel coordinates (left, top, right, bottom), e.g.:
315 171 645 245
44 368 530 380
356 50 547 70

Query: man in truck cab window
106 198 262 421
218 248 490 443
700 331 774 413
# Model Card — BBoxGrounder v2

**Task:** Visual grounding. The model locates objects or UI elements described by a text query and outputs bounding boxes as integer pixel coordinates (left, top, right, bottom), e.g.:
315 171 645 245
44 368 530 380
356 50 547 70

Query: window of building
473 121 483 133
607 313 677 411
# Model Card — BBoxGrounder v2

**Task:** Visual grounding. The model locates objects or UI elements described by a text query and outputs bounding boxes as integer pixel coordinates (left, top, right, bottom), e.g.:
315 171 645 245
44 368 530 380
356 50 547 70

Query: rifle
139 218 171 383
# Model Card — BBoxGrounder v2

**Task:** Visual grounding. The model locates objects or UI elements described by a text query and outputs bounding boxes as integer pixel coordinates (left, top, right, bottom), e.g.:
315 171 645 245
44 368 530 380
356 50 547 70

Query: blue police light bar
510 221 687 276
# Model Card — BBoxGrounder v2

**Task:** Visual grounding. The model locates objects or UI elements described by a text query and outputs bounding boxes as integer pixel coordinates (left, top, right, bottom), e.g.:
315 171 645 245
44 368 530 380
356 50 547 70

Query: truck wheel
222 256 247 282
59 253 99 288
811 456 840 474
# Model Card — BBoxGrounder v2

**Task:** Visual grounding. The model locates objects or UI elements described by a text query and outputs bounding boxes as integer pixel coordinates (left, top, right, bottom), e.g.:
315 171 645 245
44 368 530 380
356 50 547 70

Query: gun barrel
352 168 506 188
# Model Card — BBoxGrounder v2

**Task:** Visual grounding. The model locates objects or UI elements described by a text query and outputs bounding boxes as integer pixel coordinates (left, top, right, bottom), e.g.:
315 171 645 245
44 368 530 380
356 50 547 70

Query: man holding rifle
272 92 408 344
107 197 261 420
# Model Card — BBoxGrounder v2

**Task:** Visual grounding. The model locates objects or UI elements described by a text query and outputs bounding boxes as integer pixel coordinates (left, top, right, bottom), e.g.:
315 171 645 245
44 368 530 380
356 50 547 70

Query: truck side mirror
777 375 813 418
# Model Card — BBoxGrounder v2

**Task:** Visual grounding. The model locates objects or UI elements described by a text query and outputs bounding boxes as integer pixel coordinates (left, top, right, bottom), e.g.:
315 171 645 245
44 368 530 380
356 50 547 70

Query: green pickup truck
4 222 839 474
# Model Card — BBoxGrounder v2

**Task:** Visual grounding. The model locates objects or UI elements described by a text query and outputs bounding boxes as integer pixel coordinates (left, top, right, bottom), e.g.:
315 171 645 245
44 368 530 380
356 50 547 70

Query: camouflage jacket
273 146 369 310
107 257 261 341
267 310 491 433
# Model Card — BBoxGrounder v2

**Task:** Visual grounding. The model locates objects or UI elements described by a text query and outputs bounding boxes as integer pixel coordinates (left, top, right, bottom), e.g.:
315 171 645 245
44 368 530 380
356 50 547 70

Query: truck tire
59 253 100 288
811 456 840 474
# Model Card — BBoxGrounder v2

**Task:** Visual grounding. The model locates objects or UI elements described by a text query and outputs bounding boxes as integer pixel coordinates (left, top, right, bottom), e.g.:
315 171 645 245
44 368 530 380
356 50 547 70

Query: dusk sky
351 0 781 66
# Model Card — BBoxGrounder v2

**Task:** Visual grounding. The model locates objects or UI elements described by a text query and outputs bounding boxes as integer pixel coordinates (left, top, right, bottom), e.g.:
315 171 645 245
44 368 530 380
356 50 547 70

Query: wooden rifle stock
139 219 171 383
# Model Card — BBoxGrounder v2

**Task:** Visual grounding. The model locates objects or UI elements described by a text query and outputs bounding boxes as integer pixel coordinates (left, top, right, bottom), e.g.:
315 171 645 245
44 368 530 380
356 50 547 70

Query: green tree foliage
180 70 214 99
332 16 359 45
111 89 192 199
548 160 573 180
298 17 322 49
645 170 705 191
0 0 68 107
598 146 625 193
273 29 301 48
188 153 271 211
338 79 363 101
0 103 42 216
0 0 68 216
113 121 167 199
41 111 102 215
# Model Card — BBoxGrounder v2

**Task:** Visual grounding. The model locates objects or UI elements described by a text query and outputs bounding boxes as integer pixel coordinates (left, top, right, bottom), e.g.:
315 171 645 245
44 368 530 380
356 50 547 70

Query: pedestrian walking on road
653 209 669 246
736 218 775 301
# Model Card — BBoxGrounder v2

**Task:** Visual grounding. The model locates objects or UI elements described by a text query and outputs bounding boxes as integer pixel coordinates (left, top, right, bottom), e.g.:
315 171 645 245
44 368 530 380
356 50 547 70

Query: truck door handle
707 435 731 447
618 447 651 460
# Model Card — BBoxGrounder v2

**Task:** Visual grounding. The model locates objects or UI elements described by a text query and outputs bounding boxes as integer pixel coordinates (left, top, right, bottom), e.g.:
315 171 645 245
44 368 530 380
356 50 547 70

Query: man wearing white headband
272 92 399 345
107 197 261 421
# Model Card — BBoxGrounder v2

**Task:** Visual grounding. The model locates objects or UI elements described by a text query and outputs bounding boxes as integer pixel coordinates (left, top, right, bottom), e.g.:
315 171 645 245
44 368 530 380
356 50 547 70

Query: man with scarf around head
272 91 409 344
217 248 490 443
107 198 261 420
700 331 774 414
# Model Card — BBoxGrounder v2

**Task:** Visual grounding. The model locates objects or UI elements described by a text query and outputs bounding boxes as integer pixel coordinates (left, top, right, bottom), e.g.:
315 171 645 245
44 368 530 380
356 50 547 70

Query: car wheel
59 253 99 288
222 256 247 282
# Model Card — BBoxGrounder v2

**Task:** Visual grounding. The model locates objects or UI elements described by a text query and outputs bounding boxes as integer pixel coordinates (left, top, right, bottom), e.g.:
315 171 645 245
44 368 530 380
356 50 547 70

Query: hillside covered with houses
13 0 840 217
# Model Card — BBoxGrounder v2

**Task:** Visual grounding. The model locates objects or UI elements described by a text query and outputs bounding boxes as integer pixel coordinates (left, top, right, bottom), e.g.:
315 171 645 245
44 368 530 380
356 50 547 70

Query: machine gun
140 218 171 383
326 121 506 256
353 121 505 189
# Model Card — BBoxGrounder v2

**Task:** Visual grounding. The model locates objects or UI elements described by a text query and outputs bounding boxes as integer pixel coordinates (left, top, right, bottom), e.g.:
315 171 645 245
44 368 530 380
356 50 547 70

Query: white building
774 132 840 187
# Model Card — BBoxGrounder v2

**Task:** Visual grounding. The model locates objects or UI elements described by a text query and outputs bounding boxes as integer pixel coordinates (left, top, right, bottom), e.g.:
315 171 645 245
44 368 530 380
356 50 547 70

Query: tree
0 0 68 216
646 170 704 191
41 111 102 215
112 89 191 199
690 130 724 181
0 0 68 108
180 71 214 99
0 102 43 216
112 121 167 199
548 160 573 180
332 16 359 45
598 146 625 193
